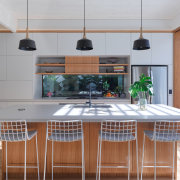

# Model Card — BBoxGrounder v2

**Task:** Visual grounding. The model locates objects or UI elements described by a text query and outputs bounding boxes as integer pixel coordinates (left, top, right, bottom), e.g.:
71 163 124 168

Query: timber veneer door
174 31 180 108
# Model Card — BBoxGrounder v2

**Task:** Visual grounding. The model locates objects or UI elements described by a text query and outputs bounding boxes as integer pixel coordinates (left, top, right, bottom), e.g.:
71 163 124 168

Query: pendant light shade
133 38 150 50
19 0 36 51
133 0 150 50
76 0 93 51
19 38 36 51
76 38 93 50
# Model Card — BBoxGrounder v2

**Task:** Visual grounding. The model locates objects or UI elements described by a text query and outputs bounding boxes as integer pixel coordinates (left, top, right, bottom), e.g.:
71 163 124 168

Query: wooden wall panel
65 56 99 74
174 31 180 108
2 122 175 178
65 56 99 64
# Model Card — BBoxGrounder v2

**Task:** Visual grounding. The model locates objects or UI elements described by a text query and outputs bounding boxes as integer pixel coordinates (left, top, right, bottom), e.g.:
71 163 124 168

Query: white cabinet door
7 56 33 81
0 34 6 55
131 33 152 65
106 33 131 55
58 33 82 55
152 33 173 65
82 33 106 55
6 33 33 56
0 56 6 80
0 81 33 99
33 33 58 55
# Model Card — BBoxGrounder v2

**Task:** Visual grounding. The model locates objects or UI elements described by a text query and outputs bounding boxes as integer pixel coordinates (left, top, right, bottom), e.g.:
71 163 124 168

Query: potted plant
114 86 123 97
129 74 153 110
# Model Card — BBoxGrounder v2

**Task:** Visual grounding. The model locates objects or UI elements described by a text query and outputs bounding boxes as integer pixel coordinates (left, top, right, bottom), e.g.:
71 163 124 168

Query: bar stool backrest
47 120 83 142
0 120 27 142
101 120 137 141
154 120 180 141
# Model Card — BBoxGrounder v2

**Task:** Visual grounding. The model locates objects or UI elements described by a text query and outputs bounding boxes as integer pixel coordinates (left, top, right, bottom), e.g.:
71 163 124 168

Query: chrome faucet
86 83 92 108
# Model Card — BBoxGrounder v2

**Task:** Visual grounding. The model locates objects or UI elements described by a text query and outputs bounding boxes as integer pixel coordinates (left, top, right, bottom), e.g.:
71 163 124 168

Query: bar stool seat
141 120 180 180
48 130 83 142
101 131 136 142
0 130 37 141
144 130 180 142
96 120 139 180
0 120 40 180
43 120 85 180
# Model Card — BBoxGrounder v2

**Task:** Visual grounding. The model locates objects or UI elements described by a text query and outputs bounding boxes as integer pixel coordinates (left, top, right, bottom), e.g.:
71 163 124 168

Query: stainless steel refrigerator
131 65 168 105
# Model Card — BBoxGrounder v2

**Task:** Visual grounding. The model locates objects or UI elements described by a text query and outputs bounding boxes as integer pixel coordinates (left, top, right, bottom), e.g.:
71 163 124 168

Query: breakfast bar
0 104 180 179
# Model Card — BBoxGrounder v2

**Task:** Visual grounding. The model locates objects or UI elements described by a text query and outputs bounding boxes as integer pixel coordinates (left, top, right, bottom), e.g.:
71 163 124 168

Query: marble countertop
0 104 179 122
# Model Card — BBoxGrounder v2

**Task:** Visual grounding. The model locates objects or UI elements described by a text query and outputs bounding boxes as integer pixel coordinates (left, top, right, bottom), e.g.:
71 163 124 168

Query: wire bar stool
43 120 85 180
96 120 139 180
0 120 40 180
141 120 180 180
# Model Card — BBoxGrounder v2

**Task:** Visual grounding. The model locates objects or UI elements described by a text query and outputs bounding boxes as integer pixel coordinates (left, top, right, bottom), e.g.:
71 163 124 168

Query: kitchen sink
73 104 112 108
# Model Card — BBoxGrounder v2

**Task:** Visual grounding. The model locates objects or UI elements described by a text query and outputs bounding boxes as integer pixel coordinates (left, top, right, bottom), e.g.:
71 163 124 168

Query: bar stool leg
172 141 175 180
6 141 8 180
96 137 100 180
82 136 85 180
52 141 54 180
36 134 40 180
154 140 156 180
43 133 48 180
141 134 145 180
136 138 139 180
98 138 102 180
128 141 130 180
24 139 27 180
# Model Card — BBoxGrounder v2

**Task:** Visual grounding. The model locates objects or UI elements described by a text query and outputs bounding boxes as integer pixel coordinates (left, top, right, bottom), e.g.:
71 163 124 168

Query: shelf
99 64 128 66
36 64 65 67
36 73 128 75
36 64 128 67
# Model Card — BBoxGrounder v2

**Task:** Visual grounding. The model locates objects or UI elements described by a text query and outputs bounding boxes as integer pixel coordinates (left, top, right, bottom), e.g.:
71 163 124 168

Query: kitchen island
0 104 180 179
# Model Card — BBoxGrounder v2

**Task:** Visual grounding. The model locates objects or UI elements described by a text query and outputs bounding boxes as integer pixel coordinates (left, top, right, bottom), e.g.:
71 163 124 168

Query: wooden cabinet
131 33 152 65
106 33 131 55
152 33 173 65
35 56 129 75
2 122 176 178
65 56 99 73
58 33 82 55
33 33 58 55
174 31 180 108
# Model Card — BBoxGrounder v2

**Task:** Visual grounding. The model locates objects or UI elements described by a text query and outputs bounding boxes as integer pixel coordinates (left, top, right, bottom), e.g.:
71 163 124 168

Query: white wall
0 32 174 105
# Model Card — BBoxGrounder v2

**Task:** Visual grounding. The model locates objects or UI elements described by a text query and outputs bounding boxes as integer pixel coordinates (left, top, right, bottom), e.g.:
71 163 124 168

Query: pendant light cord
83 0 86 38
26 0 29 39
140 0 143 38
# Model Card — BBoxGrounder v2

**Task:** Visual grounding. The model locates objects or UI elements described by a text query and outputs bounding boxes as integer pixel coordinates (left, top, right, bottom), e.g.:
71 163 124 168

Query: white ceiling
1 0 180 20
1 0 180 31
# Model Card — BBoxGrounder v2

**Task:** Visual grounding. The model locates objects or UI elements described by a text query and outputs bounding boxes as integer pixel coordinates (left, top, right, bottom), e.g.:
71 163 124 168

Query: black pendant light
19 0 36 51
76 0 93 51
133 0 150 50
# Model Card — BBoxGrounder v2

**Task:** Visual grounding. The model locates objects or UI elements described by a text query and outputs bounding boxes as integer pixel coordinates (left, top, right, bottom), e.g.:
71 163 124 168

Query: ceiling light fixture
133 0 150 50
76 0 93 51
19 0 36 51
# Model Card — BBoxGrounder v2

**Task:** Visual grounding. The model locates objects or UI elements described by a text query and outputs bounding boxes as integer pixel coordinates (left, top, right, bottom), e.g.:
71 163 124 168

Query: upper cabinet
33 33 58 55
152 33 173 65
0 34 6 55
131 33 152 65
58 33 81 55
6 33 33 56
106 33 131 55
82 33 106 55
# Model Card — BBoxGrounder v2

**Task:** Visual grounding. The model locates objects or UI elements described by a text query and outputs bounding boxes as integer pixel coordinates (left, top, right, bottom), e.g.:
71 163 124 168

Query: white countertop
0 104 180 122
